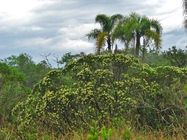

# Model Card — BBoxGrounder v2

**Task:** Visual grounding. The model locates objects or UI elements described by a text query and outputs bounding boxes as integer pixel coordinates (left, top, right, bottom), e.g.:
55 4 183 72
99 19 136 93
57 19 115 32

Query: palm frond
111 14 124 28
121 19 136 41
150 19 163 34
96 32 108 54
95 14 110 32
112 24 123 42
113 22 133 44
86 29 102 40
126 13 142 33
140 16 150 33
145 30 162 50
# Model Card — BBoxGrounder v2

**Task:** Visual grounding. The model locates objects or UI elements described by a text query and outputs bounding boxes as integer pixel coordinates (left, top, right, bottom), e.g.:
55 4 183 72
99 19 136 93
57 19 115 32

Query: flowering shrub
12 54 187 137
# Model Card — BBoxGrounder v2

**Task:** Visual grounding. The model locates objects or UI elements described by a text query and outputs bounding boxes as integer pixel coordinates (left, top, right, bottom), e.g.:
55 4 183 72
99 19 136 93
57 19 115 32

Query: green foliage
0 62 28 124
56 52 86 67
143 49 170 67
122 127 131 140
88 120 99 140
114 12 162 58
163 46 187 68
111 117 123 128
12 54 187 138
185 86 187 126
1 53 51 88
88 120 112 140
100 125 112 140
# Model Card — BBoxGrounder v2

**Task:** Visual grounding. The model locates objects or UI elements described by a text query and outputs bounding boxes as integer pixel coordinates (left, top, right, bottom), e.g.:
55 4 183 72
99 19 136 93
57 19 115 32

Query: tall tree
0 62 27 124
183 0 187 29
86 14 123 54
115 12 162 58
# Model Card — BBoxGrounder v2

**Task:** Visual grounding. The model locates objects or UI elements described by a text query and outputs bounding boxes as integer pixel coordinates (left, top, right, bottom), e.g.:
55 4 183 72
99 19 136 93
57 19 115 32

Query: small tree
163 46 187 68
0 62 27 124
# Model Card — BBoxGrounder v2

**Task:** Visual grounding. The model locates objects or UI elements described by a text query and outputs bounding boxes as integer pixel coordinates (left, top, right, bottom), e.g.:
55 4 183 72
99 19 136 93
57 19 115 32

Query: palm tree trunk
142 38 146 62
136 34 141 57
107 37 112 52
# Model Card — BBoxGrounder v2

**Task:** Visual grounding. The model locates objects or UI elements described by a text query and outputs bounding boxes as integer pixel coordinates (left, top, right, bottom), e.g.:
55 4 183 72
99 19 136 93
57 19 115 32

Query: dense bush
12 54 187 138
0 62 29 125
163 46 187 68
1 53 51 88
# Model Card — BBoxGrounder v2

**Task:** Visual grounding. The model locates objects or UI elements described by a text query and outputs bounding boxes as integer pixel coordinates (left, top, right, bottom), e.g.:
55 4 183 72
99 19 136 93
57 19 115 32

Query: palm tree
112 16 134 52
114 12 162 59
86 14 123 54
183 0 187 29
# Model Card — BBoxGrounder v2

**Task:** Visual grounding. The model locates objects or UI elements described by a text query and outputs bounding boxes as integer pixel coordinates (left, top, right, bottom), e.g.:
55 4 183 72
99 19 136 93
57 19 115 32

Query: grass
0 120 186 140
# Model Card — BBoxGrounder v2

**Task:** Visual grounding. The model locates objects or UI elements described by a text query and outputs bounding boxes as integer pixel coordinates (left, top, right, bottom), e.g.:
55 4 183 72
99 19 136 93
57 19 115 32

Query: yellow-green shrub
12 54 187 138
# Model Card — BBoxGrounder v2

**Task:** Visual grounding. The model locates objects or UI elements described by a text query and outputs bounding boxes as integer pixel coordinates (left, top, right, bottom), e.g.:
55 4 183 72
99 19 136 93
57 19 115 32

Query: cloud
176 36 187 49
54 38 93 52
162 29 187 50
0 0 187 66
58 23 100 39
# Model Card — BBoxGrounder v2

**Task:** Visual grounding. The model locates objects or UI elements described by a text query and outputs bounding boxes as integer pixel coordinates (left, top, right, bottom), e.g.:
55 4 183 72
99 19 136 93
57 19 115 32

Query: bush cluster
12 54 187 138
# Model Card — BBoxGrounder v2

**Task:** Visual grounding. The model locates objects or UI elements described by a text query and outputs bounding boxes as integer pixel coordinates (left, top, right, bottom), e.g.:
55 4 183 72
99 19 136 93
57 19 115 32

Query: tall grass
1 120 185 140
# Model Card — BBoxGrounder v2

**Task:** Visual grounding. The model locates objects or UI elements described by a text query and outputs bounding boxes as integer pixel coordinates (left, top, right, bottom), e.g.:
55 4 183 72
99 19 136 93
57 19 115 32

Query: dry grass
0 121 186 140
56 124 186 140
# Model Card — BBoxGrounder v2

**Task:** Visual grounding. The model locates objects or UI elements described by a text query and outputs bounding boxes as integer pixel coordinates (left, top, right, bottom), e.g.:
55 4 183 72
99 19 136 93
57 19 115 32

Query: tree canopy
86 14 123 54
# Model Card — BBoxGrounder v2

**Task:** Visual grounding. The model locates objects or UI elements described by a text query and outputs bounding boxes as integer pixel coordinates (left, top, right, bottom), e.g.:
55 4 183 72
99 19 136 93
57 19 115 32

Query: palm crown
86 14 123 54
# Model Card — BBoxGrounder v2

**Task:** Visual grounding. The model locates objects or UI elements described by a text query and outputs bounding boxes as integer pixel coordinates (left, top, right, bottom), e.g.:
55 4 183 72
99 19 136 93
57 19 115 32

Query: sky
0 0 187 66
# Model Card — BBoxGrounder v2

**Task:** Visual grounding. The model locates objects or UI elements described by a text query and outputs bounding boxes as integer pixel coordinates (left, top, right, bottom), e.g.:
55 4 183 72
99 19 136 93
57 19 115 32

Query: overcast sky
0 0 187 65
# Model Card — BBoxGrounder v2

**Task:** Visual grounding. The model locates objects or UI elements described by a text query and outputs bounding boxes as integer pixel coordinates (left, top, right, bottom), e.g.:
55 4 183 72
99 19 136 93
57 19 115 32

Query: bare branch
40 53 52 68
